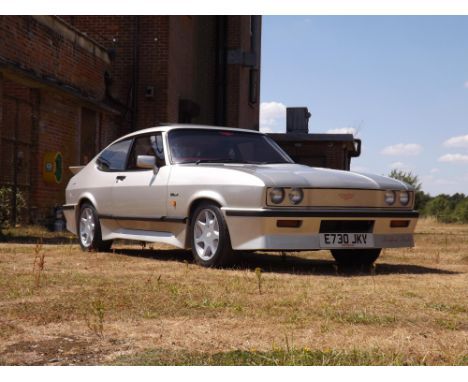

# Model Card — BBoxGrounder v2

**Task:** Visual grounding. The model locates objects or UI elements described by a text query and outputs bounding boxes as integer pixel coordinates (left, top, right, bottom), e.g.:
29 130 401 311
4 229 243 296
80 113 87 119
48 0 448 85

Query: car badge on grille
338 192 354 200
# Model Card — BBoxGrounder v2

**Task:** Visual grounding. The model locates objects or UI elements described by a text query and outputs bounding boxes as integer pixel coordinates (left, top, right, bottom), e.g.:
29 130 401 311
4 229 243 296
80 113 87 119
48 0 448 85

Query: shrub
424 195 455 223
0 186 27 229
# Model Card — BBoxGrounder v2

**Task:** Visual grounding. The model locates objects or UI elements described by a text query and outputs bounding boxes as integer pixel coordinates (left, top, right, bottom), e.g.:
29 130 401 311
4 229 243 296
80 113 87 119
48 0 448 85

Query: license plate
319 233 374 248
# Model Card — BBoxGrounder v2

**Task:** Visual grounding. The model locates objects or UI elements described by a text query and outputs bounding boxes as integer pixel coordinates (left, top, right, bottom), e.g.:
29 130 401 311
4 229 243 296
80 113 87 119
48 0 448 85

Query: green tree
424 195 455 223
453 199 468 223
388 169 421 191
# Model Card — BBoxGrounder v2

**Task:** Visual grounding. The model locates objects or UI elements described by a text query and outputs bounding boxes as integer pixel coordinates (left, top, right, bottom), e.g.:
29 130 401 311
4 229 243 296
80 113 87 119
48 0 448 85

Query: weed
156 275 162 289
255 267 262 294
68 237 74 256
86 296 106 337
169 284 180 296
32 239 45 288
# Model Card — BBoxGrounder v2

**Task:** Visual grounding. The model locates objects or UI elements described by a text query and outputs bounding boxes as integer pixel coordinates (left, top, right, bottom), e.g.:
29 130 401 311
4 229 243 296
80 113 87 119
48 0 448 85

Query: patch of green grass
403 291 421 298
112 348 425 366
425 303 467 314
321 307 397 326
185 297 243 311
435 318 464 331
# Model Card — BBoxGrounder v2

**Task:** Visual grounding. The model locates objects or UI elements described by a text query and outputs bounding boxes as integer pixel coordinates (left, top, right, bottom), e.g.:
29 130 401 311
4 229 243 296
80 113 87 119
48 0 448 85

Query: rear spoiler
69 166 85 175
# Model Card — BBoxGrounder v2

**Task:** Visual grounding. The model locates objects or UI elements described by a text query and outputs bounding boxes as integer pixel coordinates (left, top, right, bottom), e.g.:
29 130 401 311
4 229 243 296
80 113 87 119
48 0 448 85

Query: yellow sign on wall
43 152 63 184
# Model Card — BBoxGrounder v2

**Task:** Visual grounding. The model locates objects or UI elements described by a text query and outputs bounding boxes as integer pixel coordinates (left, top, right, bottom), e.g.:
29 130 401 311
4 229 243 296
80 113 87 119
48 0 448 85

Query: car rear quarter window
96 139 132 172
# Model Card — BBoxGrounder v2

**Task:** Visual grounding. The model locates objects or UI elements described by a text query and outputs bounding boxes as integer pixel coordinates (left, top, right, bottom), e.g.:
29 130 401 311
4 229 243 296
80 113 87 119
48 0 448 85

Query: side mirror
136 155 158 174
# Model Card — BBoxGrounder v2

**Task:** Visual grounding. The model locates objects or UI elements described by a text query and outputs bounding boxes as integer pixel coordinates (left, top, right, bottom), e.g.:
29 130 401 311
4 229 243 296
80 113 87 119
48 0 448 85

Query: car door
94 138 134 217
111 132 170 230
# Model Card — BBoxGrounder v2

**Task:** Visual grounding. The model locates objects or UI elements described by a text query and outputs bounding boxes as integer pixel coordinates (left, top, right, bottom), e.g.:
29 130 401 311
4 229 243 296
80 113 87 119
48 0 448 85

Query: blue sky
260 16 468 195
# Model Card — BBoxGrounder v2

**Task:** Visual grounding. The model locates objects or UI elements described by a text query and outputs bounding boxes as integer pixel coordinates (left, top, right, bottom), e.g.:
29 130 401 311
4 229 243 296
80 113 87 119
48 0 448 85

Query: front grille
319 220 374 233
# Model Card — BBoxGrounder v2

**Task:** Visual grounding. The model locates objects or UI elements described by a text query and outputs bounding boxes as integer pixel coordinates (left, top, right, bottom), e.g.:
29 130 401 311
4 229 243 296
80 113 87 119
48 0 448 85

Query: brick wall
138 16 170 128
0 16 109 100
0 16 119 222
62 15 171 131
60 16 135 126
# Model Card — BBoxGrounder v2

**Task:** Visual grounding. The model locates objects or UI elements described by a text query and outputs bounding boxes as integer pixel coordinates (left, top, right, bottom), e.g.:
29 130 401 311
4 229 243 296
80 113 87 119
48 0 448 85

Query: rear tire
78 202 113 252
190 202 233 267
331 248 381 267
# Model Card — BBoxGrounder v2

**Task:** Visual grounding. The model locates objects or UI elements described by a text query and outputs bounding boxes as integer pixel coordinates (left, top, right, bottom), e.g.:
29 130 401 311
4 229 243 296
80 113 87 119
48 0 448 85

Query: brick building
0 15 261 223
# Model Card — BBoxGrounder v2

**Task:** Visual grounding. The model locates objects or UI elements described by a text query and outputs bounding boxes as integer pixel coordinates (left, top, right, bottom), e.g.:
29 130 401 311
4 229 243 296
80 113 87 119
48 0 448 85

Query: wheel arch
76 194 98 227
185 196 224 247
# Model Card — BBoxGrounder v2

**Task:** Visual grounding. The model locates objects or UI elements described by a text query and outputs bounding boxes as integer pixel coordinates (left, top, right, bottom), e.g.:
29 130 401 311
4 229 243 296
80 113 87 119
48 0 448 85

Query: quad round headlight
269 188 285 204
384 190 396 205
399 191 410 205
288 188 304 205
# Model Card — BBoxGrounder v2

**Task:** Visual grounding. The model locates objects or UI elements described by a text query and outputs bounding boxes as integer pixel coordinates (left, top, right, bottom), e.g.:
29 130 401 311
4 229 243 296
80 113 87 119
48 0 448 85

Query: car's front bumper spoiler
224 208 419 219
222 207 418 251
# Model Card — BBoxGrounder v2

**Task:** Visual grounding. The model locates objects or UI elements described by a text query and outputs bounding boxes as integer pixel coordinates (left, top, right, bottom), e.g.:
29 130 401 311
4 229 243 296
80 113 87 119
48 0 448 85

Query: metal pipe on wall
131 16 140 131
214 16 227 127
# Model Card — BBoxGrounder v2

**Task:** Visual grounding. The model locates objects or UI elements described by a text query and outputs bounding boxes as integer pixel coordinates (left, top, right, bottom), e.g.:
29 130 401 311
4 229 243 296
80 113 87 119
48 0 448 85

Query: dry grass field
0 218 467 365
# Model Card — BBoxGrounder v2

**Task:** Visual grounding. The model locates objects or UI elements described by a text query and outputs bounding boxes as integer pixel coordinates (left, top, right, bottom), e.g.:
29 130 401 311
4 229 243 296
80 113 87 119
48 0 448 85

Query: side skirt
99 216 188 249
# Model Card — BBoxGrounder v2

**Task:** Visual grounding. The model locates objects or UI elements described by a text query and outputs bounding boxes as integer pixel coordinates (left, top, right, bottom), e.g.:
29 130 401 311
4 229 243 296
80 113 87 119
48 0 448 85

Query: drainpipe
215 16 227 126
131 16 140 131
251 16 261 70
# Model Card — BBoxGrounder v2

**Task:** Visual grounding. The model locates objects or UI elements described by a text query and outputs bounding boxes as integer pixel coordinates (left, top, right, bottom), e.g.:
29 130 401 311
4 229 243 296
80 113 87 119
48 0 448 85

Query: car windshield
168 129 294 165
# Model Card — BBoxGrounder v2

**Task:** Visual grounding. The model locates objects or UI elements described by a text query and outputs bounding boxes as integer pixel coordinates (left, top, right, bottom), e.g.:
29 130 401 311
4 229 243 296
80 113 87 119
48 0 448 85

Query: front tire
78 203 112 252
190 203 233 267
331 248 381 267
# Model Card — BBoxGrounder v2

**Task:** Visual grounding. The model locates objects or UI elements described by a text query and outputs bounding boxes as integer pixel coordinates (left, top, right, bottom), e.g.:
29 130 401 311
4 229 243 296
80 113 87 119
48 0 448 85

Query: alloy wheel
194 209 220 261
79 207 96 248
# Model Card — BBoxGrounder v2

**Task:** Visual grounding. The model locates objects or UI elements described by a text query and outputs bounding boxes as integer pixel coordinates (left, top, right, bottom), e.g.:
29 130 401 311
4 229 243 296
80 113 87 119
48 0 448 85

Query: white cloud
443 134 468 149
438 153 468 164
260 102 286 134
430 168 440 173
381 143 422 156
464 81 468 88
326 127 357 136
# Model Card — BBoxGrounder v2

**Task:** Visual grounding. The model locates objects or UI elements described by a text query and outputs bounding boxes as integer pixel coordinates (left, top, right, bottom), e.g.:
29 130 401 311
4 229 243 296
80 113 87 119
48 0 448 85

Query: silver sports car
63 125 419 267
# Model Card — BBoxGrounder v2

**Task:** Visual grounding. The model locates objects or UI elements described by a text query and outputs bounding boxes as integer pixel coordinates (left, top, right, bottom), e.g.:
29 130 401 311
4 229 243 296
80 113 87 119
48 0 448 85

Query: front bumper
223 207 418 251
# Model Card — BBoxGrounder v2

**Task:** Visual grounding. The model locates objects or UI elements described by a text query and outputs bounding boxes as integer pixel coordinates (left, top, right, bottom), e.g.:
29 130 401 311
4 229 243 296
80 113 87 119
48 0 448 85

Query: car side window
127 133 166 170
96 139 132 172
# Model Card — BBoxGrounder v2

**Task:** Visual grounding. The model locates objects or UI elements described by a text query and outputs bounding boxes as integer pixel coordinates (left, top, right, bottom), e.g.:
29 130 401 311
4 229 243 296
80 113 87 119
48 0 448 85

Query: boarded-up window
80 108 98 164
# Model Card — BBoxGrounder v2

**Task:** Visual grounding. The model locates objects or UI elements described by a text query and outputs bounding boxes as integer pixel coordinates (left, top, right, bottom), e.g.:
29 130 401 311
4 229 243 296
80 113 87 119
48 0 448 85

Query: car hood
206 163 412 190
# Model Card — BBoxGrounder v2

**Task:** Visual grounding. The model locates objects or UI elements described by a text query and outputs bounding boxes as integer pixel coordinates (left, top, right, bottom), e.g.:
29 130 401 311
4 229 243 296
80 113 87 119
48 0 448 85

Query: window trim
124 132 166 172
96 137 134 173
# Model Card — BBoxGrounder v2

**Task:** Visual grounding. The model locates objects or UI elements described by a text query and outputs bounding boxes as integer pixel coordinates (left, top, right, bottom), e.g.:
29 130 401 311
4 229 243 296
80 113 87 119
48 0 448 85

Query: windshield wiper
177 158 278 165
194 159 269 165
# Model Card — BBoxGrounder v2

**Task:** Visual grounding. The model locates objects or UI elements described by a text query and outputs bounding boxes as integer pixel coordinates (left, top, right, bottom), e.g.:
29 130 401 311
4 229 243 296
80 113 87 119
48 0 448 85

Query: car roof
117 124 264 141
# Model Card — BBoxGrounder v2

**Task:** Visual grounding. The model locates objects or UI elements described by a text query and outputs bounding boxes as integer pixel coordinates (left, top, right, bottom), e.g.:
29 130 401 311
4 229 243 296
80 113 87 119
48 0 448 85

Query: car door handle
115 175 126 182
